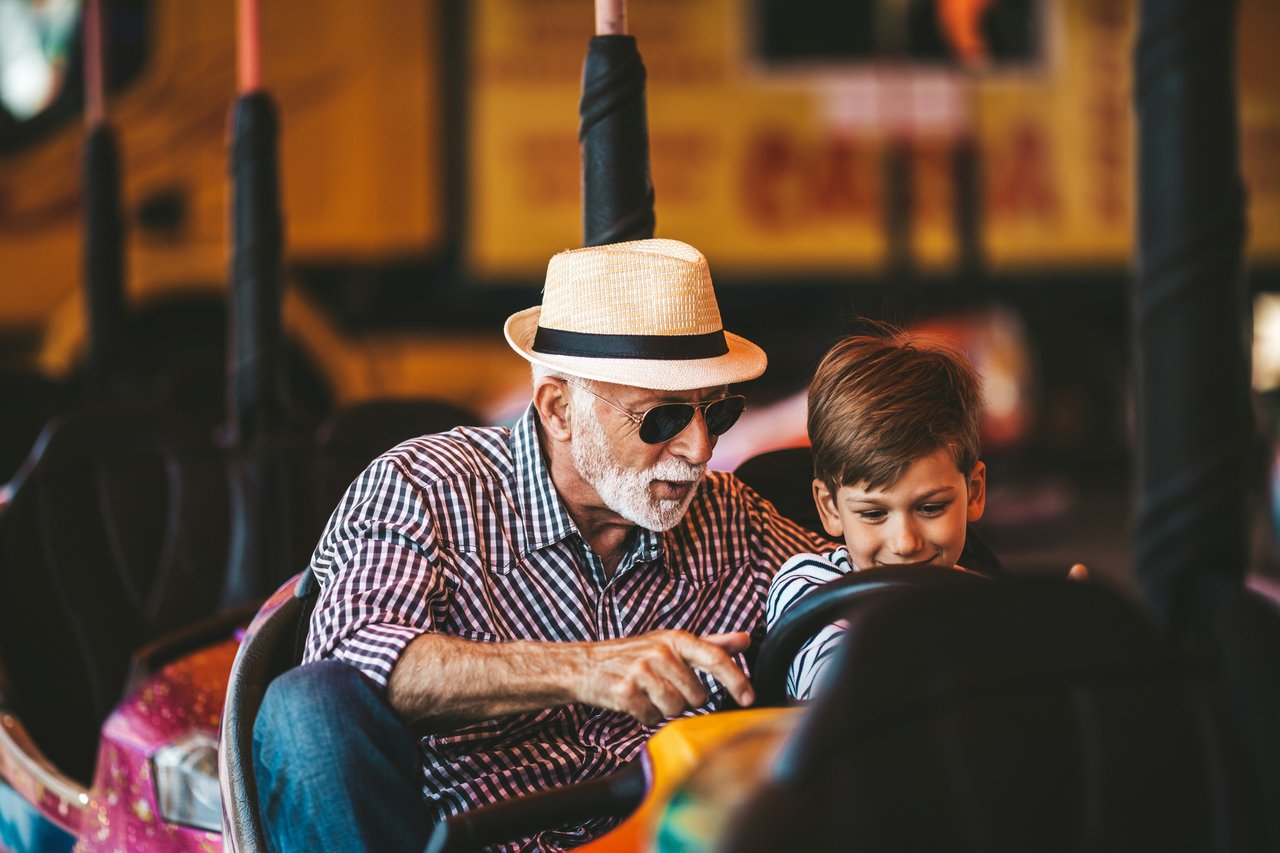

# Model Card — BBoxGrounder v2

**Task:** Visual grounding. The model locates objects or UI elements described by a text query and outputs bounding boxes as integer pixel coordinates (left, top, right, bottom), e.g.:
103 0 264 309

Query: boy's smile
813 448 987 571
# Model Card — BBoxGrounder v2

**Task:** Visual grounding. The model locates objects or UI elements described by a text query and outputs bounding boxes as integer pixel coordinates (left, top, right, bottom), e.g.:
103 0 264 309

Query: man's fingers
629 693 663 727
637 663 700 720
703 631 751 654
673 634 754 707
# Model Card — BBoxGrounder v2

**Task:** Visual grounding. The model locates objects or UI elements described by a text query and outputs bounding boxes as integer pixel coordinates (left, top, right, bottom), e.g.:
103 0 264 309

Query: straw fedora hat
505 239 766 391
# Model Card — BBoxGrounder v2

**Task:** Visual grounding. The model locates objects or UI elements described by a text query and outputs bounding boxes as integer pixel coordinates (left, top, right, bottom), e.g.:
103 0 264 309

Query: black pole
83 123 127 395
1133 0 1251 632
227 91 285 446
221 90 291 608
579 35 656 246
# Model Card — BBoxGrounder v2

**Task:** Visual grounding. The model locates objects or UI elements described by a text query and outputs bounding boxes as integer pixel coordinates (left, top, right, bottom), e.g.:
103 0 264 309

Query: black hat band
532 327 729 360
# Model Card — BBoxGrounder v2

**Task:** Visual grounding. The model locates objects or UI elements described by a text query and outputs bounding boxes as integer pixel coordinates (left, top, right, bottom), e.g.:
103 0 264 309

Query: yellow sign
467 0 1280 278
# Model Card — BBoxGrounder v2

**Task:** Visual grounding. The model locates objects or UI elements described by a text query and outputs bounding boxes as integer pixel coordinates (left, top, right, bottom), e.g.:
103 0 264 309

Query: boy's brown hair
808 324 984 494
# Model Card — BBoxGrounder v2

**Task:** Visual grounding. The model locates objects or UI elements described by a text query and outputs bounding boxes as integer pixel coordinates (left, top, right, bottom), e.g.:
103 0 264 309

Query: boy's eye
856 509 887 521
917 502 949 516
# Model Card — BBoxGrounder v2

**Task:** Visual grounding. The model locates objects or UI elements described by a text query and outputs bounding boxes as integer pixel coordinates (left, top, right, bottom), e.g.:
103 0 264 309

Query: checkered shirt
303 404 826 851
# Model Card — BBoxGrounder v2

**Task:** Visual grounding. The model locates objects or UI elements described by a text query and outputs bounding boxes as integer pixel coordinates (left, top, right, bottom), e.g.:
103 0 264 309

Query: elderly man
253 239 826 852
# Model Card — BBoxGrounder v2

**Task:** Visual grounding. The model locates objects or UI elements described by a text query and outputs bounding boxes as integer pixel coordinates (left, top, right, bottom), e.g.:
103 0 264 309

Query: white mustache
645 460 706 483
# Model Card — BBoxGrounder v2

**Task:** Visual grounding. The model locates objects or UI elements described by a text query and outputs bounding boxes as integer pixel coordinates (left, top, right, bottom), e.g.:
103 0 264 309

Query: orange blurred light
938 0 994 68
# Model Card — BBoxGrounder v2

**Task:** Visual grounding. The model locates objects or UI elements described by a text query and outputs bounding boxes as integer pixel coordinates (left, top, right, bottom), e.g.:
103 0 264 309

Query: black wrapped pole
1133 0 1251 632
226 91 285 446
579 33 656 246
221 87 295 609
83 123 127 395
219 0 300 608
82 0 125 395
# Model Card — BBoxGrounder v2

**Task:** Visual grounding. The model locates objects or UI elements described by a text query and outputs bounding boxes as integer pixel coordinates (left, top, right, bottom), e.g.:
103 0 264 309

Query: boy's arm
765 552 847 701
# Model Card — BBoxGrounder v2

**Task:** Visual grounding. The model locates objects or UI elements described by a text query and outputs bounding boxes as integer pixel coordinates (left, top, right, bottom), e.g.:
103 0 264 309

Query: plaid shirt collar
510 403 664 566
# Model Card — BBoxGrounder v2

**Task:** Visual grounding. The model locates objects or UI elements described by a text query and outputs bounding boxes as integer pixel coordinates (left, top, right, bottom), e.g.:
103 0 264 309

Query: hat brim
504 307 767 391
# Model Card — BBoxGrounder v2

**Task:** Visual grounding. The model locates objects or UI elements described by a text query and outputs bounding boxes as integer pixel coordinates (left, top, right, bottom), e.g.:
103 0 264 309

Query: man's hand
577 630 754 726
389 629 754 730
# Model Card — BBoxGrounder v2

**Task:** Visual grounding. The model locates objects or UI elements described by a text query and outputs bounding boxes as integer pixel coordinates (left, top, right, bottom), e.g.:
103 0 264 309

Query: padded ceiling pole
227 0 282 449
1133 0 1252 633
579 0 656 246
82 0 127 397
222 0 292 607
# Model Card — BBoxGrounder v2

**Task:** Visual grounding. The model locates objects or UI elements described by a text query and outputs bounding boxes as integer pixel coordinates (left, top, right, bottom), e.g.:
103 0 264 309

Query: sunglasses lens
704 396 746 436
636 397 747 444
639 404 695 444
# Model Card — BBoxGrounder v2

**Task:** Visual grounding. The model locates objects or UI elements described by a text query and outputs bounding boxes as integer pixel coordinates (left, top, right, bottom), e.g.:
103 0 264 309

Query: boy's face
813 448 986 570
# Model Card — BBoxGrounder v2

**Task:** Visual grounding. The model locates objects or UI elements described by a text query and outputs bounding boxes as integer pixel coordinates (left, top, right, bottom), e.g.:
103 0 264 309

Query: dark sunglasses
569 381 747 444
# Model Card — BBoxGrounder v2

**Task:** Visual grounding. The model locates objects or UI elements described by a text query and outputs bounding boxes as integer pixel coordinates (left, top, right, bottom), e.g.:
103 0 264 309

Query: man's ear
533 378 575 443
812 479 844 538
966 460 987 522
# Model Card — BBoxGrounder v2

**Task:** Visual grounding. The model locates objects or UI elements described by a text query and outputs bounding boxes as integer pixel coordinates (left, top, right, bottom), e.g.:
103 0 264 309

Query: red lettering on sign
742 129 876 229
910 141 953 227
1088 1 1129 223
743 129 794 226
988 123 1058 221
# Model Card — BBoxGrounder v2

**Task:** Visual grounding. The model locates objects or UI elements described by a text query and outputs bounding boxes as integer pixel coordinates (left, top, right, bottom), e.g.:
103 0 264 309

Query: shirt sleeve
303 455 452 689
765 552 848 701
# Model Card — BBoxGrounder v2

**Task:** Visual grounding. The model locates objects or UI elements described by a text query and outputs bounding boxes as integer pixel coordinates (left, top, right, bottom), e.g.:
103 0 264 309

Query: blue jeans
252 660 432 853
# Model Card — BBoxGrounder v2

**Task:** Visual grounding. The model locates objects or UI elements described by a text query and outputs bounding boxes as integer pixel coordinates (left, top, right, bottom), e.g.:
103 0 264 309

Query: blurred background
0 0 1278 587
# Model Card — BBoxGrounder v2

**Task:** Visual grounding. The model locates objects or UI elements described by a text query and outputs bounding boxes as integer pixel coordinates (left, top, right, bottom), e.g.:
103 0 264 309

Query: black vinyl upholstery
1197 582 1280 851
424 760 647 853
0 372 68 485
0 406 230 784
733 446 826 538
309 399 478 533
718 578 1254 853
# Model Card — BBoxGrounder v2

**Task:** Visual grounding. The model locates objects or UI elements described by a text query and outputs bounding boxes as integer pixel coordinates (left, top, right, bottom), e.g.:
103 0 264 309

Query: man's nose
667 408 714 466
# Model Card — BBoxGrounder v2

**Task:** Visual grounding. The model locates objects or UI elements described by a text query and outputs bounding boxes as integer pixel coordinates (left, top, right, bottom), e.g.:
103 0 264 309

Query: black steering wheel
754 565 989 707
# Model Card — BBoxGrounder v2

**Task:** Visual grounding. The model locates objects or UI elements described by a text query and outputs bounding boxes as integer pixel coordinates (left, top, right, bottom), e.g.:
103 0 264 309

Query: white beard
569 396 706 532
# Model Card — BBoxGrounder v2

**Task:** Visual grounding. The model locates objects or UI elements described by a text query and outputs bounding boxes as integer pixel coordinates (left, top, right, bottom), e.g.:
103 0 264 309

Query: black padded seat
0 406 230 784
715 578 1255 853
1196 581 1280 851
0 371 69 485
733 446 826 537
309 398 479 531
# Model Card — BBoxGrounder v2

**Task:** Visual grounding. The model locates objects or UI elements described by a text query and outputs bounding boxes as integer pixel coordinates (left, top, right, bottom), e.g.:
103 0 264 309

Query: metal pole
222 0 294 607
580 0 655 246
82 0 127 396
1133 0 1251 632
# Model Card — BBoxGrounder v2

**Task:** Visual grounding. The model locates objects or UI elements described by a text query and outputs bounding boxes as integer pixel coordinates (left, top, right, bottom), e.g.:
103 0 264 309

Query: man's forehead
604 380 731 403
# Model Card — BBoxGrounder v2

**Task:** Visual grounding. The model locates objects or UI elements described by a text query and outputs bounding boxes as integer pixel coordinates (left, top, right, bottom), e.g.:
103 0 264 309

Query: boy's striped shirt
764 546 856 701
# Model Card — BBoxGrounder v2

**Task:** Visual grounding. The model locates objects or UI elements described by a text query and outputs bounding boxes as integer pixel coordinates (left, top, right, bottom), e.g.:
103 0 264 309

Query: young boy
764 327 989 701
